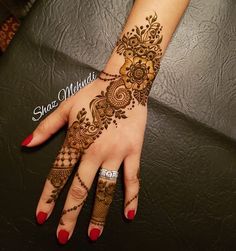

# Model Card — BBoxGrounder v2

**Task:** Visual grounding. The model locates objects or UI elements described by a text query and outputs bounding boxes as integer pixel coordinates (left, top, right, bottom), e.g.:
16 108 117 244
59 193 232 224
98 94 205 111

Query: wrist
99 13 162 105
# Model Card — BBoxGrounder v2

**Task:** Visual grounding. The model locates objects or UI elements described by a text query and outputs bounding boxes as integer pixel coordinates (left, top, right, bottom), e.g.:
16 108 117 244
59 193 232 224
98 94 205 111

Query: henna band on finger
91 177 117 226
90 168 118 226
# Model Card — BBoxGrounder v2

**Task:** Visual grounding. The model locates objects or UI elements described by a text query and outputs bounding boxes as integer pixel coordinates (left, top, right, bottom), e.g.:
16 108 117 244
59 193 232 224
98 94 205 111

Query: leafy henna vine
46 13 163 217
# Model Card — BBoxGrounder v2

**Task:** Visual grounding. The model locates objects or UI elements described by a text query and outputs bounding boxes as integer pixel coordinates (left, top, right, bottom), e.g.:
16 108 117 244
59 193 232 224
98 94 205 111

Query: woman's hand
23 78 147 243
22 10 162 244
21 0 190 243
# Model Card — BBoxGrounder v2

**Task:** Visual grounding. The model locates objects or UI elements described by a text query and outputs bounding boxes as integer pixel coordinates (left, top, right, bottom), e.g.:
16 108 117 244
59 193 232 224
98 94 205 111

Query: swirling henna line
46 81 130 203
46 13 163 210
75 172 89 193
59 200 86 225
106 78 132 109
59 174 89 225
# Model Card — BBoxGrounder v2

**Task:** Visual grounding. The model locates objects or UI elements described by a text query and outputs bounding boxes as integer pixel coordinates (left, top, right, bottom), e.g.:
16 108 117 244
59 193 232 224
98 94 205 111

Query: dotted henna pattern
59 173 89 225
46 13 163 226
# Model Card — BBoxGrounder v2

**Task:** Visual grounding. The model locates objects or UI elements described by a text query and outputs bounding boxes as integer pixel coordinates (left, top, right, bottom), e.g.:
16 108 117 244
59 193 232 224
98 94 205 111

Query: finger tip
36 211 48 225
21 134 33 147
89 228 101 241
57 229 69 245
126 209 136 220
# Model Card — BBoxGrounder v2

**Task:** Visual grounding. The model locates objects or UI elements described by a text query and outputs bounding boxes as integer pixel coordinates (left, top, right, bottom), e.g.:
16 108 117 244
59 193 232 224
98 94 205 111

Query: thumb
21 101 72 147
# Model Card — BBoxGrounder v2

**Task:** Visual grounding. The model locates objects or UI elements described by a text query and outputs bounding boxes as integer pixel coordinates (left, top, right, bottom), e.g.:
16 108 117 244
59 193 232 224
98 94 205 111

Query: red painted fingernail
36 211 48 224
89 228 101 241
58 229 69 245
21 134 33 146
127 210 135 220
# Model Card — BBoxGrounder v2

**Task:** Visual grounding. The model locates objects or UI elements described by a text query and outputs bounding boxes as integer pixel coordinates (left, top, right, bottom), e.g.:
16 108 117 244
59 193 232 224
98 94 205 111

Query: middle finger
56 156 102 244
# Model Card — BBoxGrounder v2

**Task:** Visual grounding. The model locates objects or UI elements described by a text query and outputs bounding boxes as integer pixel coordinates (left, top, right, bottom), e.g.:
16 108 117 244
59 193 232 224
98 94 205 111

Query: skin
23 0 190 243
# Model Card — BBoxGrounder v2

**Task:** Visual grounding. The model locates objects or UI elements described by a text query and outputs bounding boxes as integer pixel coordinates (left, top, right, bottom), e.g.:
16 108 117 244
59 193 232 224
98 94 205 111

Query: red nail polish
36 211 48 224
127 210 135 220
89 228 101 241
58 229 69 245
21 134 33 146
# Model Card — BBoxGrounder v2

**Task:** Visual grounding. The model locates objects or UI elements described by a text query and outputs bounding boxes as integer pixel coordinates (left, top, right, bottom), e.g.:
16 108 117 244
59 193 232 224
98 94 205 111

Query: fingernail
127 210 135 220
36 211 48 224
58 229 69 245
89 228 101 241
21 134 33 146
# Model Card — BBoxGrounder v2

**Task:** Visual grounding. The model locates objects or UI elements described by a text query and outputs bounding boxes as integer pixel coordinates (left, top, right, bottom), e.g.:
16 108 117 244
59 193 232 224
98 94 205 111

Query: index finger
36 121 84 224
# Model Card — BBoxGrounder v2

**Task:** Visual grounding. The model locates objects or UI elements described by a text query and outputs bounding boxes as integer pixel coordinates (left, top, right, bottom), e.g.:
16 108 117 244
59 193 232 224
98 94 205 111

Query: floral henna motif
46 14 163 220
116 13 163 104
120 57 155 91
91 179 117 226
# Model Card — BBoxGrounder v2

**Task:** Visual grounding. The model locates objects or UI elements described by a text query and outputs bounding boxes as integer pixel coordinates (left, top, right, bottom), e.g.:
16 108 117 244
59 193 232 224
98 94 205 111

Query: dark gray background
0 0 236 250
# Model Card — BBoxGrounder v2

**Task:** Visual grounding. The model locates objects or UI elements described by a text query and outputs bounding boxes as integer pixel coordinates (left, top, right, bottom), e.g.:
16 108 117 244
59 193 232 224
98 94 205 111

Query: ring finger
88 157 122 241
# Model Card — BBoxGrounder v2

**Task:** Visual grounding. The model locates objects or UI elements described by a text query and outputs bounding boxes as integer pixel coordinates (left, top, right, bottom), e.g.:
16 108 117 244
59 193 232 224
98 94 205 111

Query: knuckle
59 100 71 112
59 100 68 109
125 175 139 186
70 185 87 201
37 120 47 134
129 141 142 154
41 191 53 204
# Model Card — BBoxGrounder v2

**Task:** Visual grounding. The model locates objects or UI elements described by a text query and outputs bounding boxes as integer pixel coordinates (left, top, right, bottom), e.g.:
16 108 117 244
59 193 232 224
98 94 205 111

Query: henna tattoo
116 13 163 104
75 172 89 193
125 194 138 208
125 177 141 208
59 173 89 225
98 71 120 81
46 13 163 217
59 200 85 226
46 146 80 203
91 178 117 226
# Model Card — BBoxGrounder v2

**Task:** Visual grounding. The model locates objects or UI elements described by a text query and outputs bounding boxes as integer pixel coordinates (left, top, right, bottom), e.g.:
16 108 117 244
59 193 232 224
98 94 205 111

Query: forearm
102 0 190 84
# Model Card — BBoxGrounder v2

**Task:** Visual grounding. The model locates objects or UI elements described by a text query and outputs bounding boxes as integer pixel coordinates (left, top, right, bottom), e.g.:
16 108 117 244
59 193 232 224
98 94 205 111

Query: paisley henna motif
46 13 163 225
106 78 132 109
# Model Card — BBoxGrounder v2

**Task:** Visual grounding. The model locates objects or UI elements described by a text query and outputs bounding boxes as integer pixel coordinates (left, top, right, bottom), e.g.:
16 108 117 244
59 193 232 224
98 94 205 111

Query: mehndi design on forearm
46 13 163 222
